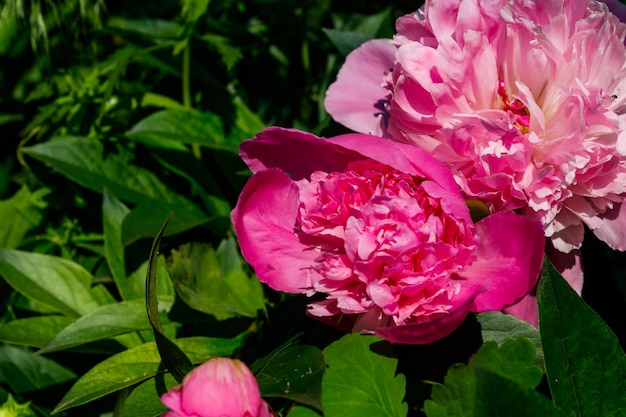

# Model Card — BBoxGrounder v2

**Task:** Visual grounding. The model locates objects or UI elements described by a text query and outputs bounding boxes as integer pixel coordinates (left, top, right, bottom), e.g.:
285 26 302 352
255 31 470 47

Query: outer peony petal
375 285 484 344
231 168 319 293
239 127 358 179
502 292 539 327
463 211 545 312
591 200 626 251
324 39 397 135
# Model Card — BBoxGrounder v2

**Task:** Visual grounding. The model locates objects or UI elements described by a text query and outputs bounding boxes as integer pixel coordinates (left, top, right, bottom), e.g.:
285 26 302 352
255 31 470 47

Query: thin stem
182 42 202 159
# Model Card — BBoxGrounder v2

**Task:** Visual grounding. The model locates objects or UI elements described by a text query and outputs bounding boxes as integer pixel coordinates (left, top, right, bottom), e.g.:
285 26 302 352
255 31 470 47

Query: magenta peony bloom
325 0 626 259
161 358 272 417
231 127 544 343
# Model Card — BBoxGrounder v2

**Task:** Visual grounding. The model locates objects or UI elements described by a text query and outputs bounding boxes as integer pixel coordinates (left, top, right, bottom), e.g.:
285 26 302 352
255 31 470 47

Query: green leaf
107 17 182 40
424 338 543 417
0 394 37 417
121 202 210 245
0 316 74 348
126 109 238 152
199 33 243 71
146 216 193 383
538 258 626 417
322 28 371 57
38 299 173 354
321 334 407 417
0 249 101 318
0 186 48 249
473 366 567 417
124 373 177 417
22 137 208 224
53 335 245 413
140 92 184 110
167 239 266 320
0 345 76 393
103 190 139 301
477 311 543 365
254 344 325 411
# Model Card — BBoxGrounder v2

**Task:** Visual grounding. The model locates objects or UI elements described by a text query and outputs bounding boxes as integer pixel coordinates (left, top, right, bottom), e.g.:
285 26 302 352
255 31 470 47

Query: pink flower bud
161 358 272 417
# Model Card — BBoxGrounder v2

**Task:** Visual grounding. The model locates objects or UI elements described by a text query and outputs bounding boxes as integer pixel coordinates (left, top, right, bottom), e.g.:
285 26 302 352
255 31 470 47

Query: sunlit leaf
38 299 174 354
167 238 266 320
103 190 138 300
0 316 74 348
53 335 245 413
23 136 209 233
320 334 407 417
0 186 48 249
538 258 626 417
424 338 544 417
0 249 100 318
126 109 235 152
124 373 177 417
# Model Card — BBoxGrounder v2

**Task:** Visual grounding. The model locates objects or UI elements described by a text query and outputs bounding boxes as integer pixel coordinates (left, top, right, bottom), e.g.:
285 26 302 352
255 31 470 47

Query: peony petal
591 200 626 251
325 39 397 134
239 127 357 179
546 242 583 294
463 211 544 312
231 168 319 293
325 134 473 224
374 284 484 344
502 292 539 327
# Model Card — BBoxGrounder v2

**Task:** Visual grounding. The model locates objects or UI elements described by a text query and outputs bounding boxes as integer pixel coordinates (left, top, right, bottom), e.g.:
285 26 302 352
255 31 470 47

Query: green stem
113 387 130 417
182 42 202 159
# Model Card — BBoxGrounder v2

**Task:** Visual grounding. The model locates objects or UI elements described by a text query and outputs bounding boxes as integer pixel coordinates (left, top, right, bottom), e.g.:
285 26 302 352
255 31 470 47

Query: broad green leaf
424 338 543 417
254 344 325 411
538 258 626 417
321 334 407 417
0 345 76 393
0 249 100 318
126 109 237 152
181 0 210 22
22 137 207 220
0 316 74 348
322 28 371 57
53 335 245 413
107 17 181 40
471 339 543 389
477 311 543 364
122 202 210 245
167 239 266 320
103 190 138 300
124 373 177 417
228 98 267 142
0 186 48 249
473 366 567 417
140 92 184 110
38 299 173 354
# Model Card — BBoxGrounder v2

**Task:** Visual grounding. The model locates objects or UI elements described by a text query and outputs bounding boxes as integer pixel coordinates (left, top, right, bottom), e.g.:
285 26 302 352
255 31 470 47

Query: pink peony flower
231 127 544 343
325 0 626 259
161 358 272 417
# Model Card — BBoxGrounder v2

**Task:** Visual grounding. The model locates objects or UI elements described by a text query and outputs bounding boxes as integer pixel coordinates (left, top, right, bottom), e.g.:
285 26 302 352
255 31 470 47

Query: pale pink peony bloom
325 0 626 259
231 127 544 343
161 358 272 417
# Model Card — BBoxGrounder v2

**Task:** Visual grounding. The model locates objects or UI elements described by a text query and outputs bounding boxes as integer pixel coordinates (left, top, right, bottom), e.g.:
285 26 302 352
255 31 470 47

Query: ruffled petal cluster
232 127 544 343
325 0 626 255
161 358 272 417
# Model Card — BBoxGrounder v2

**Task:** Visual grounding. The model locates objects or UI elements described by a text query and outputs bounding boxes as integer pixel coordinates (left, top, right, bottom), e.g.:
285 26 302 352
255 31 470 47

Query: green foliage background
0 1 625 416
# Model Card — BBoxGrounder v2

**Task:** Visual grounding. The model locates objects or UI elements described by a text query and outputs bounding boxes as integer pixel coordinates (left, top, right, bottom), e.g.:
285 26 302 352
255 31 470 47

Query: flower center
498 80 530 132
296 160 477 325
